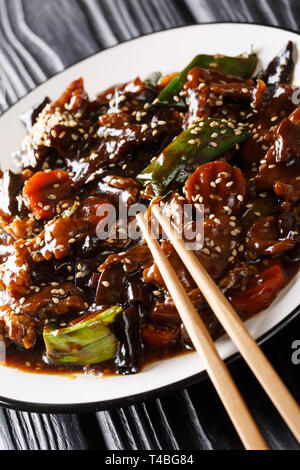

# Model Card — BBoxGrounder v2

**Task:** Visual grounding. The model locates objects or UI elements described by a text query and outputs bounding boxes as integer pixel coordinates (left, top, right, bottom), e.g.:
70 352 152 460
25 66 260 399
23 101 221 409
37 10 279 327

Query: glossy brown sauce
5 335 189 376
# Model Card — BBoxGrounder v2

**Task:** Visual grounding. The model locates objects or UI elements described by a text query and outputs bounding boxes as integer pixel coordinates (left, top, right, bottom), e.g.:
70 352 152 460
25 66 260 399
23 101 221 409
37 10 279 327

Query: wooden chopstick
136 213 268 451
151 205 300 444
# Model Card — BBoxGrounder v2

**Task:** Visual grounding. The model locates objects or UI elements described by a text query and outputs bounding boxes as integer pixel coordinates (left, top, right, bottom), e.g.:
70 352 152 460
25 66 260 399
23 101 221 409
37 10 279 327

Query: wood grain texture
0 0 299 451
0 408 89 450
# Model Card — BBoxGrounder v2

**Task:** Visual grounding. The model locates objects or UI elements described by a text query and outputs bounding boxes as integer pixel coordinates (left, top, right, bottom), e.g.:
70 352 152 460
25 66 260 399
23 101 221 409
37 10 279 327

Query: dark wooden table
0 0 299 451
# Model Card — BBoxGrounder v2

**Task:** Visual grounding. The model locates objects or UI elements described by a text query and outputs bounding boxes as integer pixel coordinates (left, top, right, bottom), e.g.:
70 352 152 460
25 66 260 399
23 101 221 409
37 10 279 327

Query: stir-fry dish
0 42 299 375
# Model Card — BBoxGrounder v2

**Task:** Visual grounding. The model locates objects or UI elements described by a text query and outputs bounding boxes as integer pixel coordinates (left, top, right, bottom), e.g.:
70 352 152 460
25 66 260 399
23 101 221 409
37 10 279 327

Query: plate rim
0 21 299 413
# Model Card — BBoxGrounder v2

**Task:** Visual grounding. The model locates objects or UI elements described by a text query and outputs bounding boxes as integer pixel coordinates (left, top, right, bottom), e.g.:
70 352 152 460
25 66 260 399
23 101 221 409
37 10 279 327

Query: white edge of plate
0 23 299 408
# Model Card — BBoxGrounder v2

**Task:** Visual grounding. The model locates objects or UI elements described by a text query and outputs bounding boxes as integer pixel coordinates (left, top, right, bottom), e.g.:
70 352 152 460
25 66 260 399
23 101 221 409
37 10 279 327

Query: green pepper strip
137 118 250 195
43 306 122 365
241 195 274 226
154 53 258 108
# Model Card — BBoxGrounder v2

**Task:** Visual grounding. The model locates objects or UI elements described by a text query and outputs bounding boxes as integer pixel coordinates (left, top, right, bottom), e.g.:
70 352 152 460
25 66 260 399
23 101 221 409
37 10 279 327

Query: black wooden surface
0 0 299 451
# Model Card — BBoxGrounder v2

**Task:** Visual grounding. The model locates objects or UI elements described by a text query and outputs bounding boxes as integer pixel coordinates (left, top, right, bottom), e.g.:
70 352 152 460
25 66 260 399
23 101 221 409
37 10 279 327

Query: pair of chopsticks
137 206 300 451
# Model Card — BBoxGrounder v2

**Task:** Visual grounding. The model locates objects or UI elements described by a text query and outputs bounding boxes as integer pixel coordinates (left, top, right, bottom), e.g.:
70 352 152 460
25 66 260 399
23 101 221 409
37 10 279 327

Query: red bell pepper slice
23 170 72 219
142 324 180 349
230 263 287 318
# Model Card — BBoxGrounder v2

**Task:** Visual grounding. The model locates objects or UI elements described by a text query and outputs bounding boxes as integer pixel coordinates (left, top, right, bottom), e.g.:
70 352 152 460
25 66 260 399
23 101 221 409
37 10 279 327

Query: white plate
0 23 299 412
